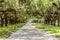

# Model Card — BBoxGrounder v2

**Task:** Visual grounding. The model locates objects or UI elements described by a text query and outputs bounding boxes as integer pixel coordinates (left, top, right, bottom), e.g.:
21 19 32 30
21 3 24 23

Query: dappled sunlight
0 0 60 40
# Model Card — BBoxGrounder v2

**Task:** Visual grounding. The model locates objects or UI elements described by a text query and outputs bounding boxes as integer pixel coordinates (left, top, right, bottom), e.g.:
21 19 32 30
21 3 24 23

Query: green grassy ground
33 23 60 37
0 23 25 38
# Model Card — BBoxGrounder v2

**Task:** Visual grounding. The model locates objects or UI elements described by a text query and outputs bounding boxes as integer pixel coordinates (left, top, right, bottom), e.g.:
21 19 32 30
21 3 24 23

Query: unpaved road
2 22 60 40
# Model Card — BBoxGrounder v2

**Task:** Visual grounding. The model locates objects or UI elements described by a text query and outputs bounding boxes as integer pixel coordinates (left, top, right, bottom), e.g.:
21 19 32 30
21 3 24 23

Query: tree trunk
5 17 8 26
53 20 56 26
51 20 53 25
58 20 60 26
4 13 8 26
1 16 4 27
14 12 17 24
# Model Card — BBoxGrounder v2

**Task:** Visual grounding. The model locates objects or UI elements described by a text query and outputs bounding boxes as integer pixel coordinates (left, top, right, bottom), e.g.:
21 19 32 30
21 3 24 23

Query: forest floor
1 22 60 40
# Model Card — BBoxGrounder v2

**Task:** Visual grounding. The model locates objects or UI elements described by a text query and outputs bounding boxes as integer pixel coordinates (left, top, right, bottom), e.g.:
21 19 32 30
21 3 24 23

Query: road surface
3 22 60 40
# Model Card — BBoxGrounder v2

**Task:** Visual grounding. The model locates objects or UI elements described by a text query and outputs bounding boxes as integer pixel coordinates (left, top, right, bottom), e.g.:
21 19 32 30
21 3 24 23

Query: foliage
0 0 60 26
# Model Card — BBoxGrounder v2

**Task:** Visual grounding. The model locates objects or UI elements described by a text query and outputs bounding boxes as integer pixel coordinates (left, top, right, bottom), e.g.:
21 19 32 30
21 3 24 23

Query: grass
33 23 60 37
0 23 25 38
